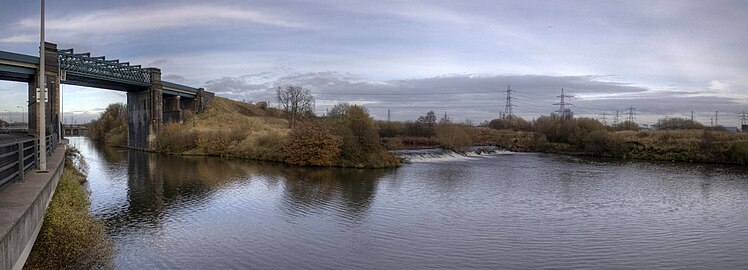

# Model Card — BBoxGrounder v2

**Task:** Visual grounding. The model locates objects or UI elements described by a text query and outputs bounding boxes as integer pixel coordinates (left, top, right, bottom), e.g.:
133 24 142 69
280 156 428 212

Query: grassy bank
89 97 400 168
24 148 114 270
488 118 748 165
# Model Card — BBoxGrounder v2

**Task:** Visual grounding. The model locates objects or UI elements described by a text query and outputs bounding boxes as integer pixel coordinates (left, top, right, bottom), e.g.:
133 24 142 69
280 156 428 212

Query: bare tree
276 85 315 128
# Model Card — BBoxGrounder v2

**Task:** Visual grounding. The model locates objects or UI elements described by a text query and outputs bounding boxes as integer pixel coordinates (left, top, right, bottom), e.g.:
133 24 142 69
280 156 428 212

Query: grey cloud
202 72 747 125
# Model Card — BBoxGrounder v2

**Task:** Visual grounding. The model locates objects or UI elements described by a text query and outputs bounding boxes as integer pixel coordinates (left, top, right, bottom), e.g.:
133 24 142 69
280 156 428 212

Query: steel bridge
0 42 214 150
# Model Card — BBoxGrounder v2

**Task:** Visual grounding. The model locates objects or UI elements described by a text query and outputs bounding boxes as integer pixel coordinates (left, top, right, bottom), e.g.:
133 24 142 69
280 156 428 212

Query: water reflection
86 139 394 230
71 138 748 269
279 166 390 219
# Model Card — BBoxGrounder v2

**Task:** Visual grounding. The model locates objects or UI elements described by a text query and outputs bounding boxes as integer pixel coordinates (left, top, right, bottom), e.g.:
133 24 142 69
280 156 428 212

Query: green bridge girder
58 48 152 87
0 47 200 97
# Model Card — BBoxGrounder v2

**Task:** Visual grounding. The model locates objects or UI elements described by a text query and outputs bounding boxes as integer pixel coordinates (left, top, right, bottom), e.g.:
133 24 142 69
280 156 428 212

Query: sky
0 0 747 126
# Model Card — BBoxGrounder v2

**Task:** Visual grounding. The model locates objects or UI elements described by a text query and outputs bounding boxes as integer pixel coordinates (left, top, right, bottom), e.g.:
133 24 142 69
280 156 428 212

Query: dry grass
24 148 114 269
155 97 291 161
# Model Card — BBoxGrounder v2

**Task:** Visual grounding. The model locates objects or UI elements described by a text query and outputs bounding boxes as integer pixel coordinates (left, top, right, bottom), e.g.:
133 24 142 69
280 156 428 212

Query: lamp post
38 0 47 172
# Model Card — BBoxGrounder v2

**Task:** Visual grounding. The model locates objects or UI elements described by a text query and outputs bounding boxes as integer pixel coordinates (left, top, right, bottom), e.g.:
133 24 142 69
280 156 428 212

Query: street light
38 0 47 172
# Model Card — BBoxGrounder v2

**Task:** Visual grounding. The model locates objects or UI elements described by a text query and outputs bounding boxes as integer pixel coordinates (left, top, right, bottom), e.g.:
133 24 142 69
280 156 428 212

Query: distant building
724 126 738 132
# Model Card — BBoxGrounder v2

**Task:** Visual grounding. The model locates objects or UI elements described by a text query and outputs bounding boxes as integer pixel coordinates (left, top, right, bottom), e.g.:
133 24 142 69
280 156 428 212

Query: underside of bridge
0 42 214 150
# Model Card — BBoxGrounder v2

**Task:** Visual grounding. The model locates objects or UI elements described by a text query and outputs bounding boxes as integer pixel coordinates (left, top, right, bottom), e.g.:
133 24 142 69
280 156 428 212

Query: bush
656 117 704 130
435 123 473 151
88 103 127 146
583 130 610 155
727 141 748 165
283 122 342 166
196 129 245 154
231 131 287 161
533 116 606 146
377 120 405 138
155 123 197 153
614 121 640 131
488 116 531 131
326 104 400 167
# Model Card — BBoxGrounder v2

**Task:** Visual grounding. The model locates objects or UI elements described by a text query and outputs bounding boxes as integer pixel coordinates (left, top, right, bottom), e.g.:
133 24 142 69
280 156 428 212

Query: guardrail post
34 139 39 169
17 142 24 181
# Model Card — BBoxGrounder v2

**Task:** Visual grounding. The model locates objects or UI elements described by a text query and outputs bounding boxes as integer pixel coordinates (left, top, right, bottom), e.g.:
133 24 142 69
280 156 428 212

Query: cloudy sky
1 0 747 126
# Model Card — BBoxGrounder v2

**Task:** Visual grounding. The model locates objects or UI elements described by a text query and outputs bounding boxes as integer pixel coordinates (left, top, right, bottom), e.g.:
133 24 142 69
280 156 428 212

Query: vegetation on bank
88 96 399 168
87 90 747 166
24 148 114 270
487 116 748 165
88 103 127 146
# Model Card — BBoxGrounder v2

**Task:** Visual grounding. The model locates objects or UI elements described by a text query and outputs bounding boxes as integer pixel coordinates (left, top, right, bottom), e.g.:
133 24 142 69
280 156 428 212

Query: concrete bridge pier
127 68 162 150
27 42 61 139
163 96 182 123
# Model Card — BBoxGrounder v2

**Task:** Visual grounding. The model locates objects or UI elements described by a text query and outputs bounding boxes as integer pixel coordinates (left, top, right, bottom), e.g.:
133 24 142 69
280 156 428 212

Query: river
69 137 748 269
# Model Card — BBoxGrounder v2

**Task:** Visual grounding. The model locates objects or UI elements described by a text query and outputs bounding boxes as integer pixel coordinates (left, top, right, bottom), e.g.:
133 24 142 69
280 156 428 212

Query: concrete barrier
0 144 65 270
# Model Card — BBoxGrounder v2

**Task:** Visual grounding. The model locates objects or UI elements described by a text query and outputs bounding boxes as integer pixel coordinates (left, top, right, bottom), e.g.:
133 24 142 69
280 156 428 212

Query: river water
69 137 748 269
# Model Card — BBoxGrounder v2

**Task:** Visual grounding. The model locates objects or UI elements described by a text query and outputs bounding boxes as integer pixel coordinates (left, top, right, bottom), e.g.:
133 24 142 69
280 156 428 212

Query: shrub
614 121 640 131
377 120 405 138
196 128 245 154
155 123 197 153
224 130 287 162
326 104 400 167
656 117 704 130
488 116 531 131
727 141 748 165
283 122 342 166
435 123 473 151
88 103 127 146
583 130 610 155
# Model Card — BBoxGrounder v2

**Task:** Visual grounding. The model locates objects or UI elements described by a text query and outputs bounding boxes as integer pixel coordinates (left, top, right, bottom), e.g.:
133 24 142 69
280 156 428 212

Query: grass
24 148 114 270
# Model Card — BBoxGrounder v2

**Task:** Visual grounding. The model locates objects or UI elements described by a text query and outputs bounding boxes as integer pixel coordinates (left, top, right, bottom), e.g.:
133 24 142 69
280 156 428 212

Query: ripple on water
67 137 748 270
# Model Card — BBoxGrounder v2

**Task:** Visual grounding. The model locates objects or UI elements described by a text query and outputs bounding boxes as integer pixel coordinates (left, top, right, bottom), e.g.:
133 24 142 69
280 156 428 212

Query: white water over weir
392 146 512 163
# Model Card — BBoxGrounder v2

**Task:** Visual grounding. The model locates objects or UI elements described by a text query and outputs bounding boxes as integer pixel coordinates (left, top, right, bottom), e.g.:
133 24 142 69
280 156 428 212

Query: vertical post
38 0 47 172
33 139 39 169
17 142 24 181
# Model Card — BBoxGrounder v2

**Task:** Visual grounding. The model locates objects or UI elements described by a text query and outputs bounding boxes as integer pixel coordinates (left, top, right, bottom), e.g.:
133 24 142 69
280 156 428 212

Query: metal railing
0 133 58 191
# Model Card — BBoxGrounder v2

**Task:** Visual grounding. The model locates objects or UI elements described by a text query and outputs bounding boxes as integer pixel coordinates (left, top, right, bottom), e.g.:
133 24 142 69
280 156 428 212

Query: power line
740 111 747 126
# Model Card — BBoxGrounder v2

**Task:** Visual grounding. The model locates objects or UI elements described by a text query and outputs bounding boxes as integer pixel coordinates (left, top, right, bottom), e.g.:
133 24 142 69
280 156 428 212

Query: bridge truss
58 48 152 87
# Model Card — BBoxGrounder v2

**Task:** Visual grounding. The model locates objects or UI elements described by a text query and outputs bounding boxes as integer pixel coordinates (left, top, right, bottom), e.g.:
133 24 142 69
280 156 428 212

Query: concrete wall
0 145 65 270
127 91 150 149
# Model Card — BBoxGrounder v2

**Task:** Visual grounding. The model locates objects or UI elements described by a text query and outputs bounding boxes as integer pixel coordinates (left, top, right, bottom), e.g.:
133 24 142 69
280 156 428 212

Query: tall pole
714 111 719 126
503 85 515 118
38 0 47 171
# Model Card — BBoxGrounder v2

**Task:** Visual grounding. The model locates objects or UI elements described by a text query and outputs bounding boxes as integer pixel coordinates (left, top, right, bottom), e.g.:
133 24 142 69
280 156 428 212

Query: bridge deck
0 49 200 98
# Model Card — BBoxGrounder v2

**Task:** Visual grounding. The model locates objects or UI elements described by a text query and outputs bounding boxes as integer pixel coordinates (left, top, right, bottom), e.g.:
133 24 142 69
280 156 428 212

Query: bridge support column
28 42 60 140
127 68 162 150
163 96 183 123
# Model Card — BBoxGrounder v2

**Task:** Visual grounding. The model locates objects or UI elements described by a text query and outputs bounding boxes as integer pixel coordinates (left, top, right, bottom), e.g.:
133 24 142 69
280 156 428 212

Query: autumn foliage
284 122 342 166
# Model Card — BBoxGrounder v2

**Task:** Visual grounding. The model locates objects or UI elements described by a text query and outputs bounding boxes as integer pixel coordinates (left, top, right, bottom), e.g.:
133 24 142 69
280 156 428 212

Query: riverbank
89 98 400 168
23 148 113 269
492 129 748 165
